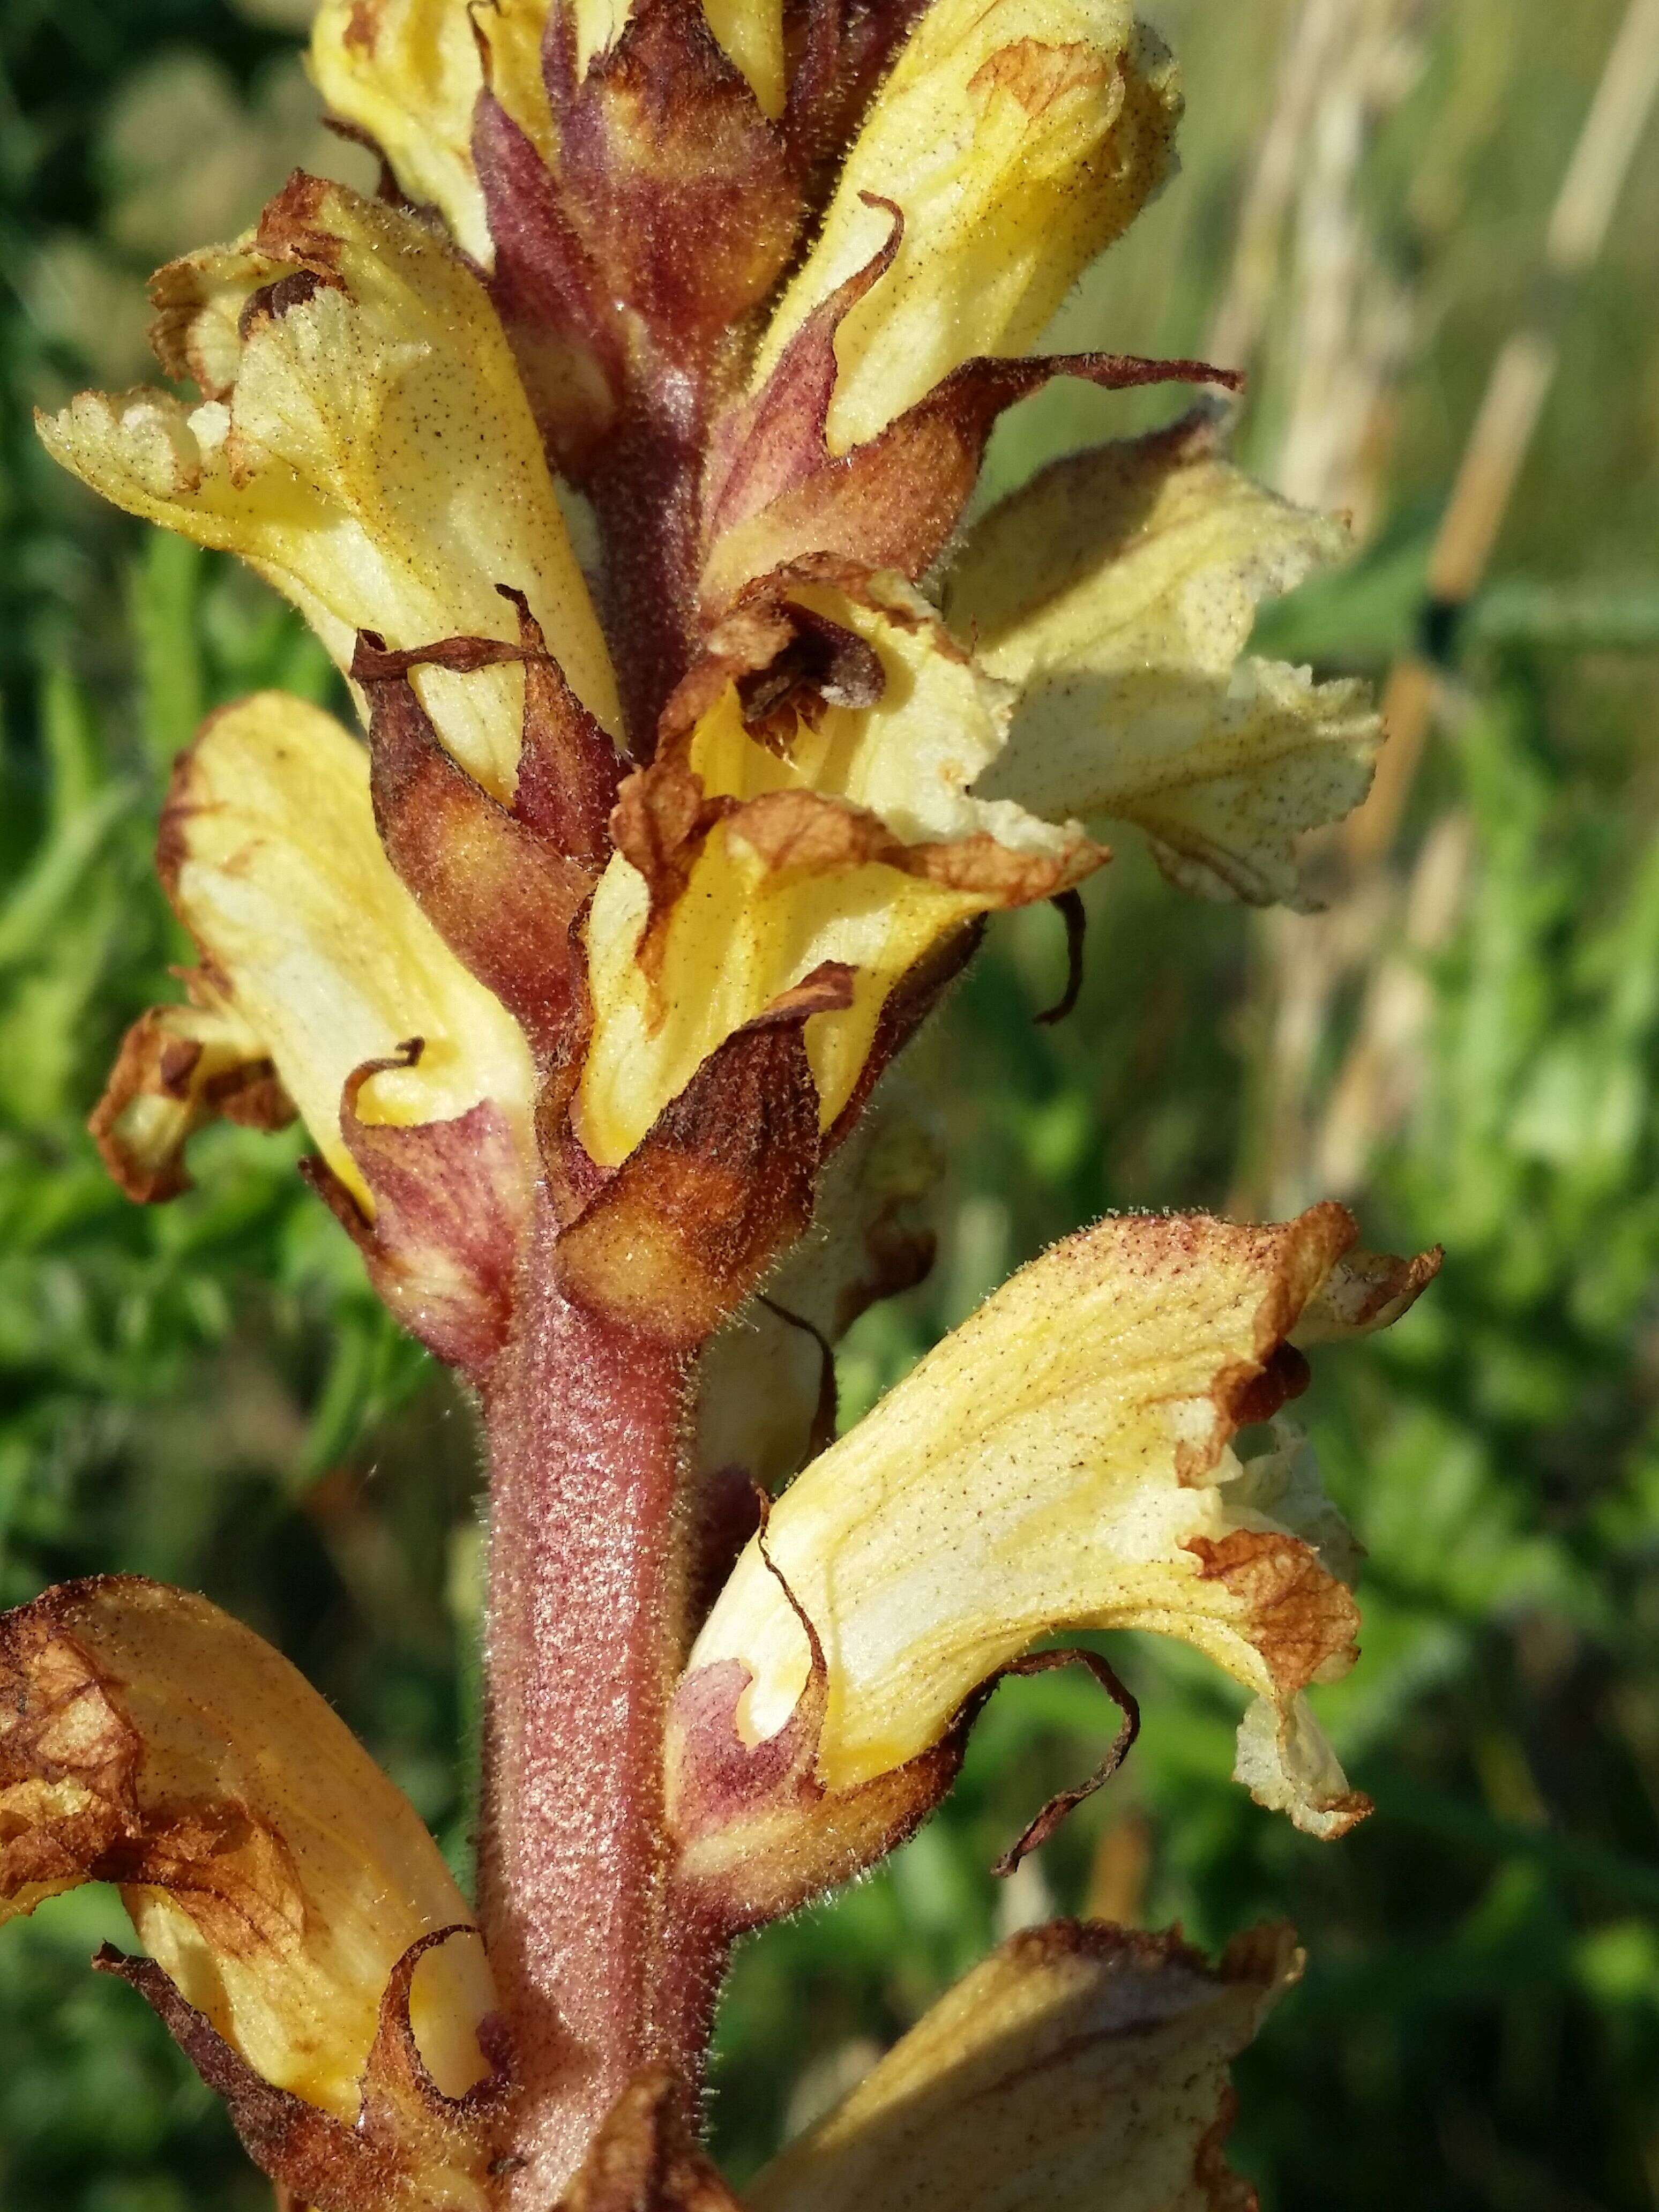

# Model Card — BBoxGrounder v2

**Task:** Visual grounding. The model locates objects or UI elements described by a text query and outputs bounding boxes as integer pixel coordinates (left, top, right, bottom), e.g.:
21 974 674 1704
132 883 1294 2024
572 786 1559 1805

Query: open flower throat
18 0 1429 2206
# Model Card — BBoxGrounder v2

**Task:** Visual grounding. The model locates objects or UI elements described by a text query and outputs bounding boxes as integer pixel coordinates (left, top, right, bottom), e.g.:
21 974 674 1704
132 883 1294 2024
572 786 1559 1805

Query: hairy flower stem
479 1194 724 2200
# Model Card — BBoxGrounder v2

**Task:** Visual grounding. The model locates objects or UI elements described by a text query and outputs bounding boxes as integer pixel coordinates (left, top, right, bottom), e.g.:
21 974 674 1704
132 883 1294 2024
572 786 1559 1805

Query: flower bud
750 0 1180 451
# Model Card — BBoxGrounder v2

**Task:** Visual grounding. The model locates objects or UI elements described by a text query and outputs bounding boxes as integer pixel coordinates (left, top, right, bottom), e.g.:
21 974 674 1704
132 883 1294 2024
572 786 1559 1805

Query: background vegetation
3 0 1658 2205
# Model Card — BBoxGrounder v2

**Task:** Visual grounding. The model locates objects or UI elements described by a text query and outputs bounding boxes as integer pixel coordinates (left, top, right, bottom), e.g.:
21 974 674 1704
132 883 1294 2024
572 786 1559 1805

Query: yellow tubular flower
949 413 1381 907
151 692 535 1215
746 1923 1299 2212
669 1205 1439 1923
38 177 621 801
0 1579 502 2209
578 574 1098 1168
89 689 540 1380
308 0 554 263
749 0 1181 450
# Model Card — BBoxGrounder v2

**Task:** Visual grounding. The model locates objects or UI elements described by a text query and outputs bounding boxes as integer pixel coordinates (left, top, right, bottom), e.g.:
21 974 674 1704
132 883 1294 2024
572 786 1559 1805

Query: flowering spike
35 0 1419 2193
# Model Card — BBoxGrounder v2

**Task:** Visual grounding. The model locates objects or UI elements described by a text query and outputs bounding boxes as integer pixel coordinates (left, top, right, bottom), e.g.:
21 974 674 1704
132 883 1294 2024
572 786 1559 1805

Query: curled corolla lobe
88 973 295 1205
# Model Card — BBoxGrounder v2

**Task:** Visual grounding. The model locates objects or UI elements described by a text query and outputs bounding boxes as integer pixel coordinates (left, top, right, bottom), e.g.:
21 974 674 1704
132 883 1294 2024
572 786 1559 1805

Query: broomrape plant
3 0 1440 2205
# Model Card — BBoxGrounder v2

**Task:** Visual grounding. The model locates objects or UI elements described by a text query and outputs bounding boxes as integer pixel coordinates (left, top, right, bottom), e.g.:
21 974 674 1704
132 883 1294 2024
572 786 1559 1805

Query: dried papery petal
98 1929 502 2212
309 0 555 261
1294 1242 1446 1342
748 0 1181 451
948 414 1382 909
0 1579 503 2207
578 570 1099 1169
38 177 621 799
152 692 536 1223
746 1922 1298 2212
89 975 294 1205
669 1206 1439 1916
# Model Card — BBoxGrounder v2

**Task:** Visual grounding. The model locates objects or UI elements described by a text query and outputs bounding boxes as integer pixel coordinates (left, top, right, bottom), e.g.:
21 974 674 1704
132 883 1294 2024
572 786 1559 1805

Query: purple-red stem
479 1194 727 2203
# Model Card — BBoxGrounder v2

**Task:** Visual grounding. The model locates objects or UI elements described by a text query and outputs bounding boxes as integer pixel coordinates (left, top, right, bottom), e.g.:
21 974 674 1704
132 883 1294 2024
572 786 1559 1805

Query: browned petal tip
1291 1238 1444 1344
96 1929 507 2212
88 995 294 1205
1185 1530 1361 1700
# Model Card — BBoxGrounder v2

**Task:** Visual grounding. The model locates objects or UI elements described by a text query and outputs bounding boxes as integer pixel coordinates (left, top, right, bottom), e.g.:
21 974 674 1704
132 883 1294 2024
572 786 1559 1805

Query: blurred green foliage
3 1 1659 2209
